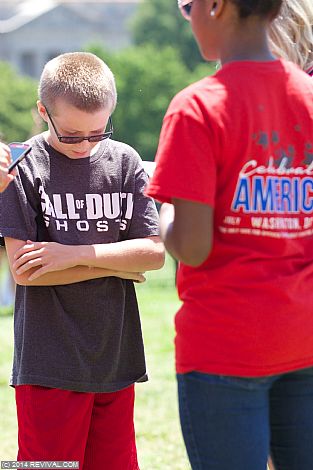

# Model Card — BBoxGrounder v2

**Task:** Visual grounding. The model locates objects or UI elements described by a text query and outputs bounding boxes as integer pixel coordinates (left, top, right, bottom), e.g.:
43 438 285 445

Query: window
20 52 36 77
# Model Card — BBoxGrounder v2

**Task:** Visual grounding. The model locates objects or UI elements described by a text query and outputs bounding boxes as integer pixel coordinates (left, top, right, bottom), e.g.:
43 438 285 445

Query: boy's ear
37 101 48 122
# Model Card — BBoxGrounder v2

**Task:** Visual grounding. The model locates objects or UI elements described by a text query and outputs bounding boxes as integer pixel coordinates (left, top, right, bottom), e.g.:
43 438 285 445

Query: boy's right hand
0 142 16 192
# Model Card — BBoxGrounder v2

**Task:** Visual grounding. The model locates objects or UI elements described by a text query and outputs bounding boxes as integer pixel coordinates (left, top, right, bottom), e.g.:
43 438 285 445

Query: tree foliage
0 62 38 143
131 0 204 70
88 44 214 161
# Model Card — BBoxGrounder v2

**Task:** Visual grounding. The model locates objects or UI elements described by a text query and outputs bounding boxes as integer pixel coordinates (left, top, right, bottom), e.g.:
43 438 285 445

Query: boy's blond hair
268 0 313 72
39 52 117 113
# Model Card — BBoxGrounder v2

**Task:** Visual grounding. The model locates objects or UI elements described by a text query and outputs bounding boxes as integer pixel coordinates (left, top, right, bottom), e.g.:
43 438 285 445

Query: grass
0 256 190 469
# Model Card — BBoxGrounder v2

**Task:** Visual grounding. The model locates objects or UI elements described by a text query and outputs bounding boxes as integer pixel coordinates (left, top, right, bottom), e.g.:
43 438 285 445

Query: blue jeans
177 368 313 470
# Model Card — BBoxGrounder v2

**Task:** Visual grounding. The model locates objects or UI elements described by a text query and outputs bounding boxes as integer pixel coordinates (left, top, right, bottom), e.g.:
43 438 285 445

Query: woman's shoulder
167 73 227 119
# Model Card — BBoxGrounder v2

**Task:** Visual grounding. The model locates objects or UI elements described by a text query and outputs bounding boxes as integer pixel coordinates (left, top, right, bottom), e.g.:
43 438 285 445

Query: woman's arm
159 199 213 267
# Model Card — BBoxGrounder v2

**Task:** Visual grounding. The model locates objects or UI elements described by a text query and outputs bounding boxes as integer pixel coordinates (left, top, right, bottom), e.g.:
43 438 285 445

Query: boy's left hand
13 240 77 280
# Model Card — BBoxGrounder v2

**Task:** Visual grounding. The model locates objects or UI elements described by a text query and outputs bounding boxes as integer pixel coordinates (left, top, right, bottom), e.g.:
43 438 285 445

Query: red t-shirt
147 60 313 377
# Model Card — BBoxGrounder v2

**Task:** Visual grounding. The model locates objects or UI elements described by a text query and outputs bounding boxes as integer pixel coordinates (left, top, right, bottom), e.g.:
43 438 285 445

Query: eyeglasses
45 108 113 144
178 0 193 20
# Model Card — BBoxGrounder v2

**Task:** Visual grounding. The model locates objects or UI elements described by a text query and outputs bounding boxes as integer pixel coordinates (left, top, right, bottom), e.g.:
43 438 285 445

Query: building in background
0 0 141 78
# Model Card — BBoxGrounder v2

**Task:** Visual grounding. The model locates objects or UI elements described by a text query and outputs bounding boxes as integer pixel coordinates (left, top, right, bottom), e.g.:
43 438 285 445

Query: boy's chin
68 150 91 159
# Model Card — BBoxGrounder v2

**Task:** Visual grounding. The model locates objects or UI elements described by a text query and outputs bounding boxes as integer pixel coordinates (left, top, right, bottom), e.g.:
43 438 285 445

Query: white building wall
0 2 139 78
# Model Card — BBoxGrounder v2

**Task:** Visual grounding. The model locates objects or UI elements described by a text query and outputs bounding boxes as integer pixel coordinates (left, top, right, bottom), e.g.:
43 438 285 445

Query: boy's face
37 100 112 159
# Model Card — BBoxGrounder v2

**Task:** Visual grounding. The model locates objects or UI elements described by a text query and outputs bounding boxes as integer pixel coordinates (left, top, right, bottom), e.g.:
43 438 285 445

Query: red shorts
15 384 139 470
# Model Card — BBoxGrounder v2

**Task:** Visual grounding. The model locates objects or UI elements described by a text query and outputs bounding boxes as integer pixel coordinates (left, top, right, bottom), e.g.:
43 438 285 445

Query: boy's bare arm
5 237 146 286
11 235 165 281
78 236 164 271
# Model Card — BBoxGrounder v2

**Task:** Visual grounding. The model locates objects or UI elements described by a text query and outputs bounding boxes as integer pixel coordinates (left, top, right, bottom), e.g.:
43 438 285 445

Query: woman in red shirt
147 0 313 469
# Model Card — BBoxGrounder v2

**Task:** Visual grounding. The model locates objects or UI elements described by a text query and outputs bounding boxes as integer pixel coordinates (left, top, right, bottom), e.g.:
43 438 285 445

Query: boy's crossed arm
5 236 164 286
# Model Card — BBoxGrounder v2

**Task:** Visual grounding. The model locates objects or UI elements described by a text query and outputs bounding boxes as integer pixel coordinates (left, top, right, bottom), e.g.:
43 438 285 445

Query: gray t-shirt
0 134 159 392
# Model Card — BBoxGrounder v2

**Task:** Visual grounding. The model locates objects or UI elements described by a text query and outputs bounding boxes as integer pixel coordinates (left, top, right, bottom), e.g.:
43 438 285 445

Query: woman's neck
220 19 276 65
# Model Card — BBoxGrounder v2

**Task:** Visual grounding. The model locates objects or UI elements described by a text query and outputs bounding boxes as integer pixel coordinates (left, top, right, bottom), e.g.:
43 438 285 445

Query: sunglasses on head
178 0 193 20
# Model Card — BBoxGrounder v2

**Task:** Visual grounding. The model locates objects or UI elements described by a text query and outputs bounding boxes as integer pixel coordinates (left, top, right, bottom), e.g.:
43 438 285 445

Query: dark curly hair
229 0 282 18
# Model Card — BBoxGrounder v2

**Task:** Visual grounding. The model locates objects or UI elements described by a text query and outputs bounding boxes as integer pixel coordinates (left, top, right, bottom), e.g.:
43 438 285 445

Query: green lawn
0 257 190 469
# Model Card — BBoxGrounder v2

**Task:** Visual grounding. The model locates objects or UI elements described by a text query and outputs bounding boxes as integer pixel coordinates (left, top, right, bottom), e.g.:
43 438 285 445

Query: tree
0 62 38 143
131 0 204 70
88 44 214 161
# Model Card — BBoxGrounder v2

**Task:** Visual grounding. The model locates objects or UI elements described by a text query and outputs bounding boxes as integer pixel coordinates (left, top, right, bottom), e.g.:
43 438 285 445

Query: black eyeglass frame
45 107 114 144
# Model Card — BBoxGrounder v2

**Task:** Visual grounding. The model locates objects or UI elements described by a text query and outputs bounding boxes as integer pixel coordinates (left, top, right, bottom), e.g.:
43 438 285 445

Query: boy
0 52 164 469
